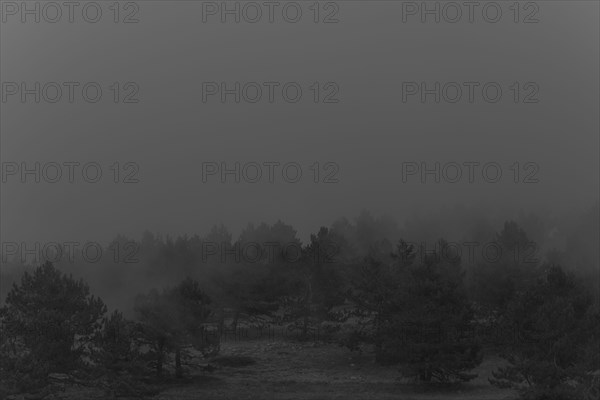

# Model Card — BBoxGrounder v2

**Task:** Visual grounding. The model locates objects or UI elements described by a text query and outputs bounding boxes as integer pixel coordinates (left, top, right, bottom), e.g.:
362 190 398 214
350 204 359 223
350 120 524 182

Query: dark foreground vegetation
1 209 598 399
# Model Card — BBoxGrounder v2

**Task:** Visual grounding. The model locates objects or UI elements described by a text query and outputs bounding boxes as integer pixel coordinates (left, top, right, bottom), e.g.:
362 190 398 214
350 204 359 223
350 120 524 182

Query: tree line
0 212 598 399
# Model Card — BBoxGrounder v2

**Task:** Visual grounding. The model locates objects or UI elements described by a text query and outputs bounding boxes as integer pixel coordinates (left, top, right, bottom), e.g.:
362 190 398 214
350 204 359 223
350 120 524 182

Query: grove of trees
0 210 598 399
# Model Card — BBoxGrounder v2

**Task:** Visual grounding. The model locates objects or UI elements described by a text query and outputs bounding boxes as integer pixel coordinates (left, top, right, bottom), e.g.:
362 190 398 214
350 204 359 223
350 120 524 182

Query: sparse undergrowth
4 341 515 400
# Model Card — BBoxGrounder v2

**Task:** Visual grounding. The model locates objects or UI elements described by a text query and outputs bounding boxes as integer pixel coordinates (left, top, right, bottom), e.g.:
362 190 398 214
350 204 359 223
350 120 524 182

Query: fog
0 0 598 315
1 4 599 397
1 1 598 247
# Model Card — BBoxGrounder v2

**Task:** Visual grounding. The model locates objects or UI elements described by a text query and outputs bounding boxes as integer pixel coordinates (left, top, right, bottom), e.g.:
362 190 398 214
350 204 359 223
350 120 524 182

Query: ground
44 339 517 399
147 340 517 400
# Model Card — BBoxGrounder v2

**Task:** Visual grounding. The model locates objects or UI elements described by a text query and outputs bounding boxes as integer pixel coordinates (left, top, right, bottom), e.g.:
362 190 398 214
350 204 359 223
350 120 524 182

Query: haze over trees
0 208 598 399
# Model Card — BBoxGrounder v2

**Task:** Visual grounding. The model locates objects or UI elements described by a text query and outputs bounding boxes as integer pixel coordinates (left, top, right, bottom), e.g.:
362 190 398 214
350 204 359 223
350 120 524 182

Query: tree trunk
156 339 165 377
302 276 313 340
420 368 432 382
175 347 182 378
156 354 163 377
302 313 309 340
374 304 383 362
218 308 225 336
232 309 240 332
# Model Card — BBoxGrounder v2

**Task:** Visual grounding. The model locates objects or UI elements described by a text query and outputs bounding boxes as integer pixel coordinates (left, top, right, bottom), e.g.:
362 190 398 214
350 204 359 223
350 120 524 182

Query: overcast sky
1 1 598 244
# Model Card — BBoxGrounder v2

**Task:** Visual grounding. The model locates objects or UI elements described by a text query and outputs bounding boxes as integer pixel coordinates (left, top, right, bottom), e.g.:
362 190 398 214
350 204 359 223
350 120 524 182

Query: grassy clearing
51 340 516 399
145 340 517 400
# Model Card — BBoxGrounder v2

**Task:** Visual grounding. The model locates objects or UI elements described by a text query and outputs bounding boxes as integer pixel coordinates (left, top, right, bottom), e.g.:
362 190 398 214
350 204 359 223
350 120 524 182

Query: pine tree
0 261 106 391
344 240 482 382
490 265 600 400
134 277 213 378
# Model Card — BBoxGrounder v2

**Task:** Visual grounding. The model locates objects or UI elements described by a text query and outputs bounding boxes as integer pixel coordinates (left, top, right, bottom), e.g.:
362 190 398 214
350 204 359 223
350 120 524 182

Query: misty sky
1 1 598 244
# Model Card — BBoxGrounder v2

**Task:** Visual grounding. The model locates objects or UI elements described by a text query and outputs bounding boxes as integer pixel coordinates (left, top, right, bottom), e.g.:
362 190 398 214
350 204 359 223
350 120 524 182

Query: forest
1 205 598 400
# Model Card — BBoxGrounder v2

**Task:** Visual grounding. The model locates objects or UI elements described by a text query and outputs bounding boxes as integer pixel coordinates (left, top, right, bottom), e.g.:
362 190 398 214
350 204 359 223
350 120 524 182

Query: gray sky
1 1 598 244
